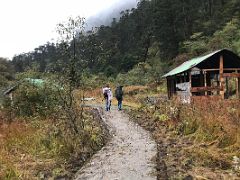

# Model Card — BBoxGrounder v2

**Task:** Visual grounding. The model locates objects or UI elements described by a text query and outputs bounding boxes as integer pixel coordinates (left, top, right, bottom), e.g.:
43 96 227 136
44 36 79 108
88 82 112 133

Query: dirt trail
75 108 157 180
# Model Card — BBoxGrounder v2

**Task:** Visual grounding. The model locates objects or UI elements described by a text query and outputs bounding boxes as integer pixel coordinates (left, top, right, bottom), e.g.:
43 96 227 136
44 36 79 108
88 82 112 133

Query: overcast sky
0 0 138 59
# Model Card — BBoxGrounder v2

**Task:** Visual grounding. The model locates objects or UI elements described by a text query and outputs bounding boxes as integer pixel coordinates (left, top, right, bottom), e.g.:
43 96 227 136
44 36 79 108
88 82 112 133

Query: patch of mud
74 108 157 180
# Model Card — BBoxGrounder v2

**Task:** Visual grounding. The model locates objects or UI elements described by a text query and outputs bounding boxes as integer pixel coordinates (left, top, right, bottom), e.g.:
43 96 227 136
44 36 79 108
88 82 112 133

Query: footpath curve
75 108 157 180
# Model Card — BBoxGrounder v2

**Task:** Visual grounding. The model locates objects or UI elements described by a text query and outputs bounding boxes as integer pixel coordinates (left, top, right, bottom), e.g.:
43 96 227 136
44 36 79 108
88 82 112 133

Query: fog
0 0 140 59
86 0 140 29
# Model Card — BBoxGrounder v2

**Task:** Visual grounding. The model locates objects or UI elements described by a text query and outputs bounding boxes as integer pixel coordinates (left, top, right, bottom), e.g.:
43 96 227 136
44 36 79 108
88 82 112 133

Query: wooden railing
191 86 223 93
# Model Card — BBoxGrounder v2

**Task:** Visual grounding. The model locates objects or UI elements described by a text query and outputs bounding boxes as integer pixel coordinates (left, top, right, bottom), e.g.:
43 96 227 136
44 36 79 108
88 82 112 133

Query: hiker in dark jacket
115 86 123 110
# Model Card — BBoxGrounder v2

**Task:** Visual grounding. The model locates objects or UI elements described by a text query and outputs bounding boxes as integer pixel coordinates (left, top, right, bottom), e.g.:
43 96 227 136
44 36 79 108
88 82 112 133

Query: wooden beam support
219 55 224 99
238 70 240 99
226 77 229 99
167 79 171 99
191 86 223 93
236 70 239 99
189 72 192 97
222 73 240 78
203 68 240 72
204 71 207 95
238 76 240 99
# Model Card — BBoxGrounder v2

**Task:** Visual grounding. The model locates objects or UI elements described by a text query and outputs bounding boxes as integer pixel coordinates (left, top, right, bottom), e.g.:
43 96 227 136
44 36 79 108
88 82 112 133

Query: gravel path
75 108 157 180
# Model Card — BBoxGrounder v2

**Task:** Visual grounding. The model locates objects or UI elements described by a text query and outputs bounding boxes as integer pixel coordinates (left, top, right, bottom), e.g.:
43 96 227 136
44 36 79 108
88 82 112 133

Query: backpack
103 89 109 99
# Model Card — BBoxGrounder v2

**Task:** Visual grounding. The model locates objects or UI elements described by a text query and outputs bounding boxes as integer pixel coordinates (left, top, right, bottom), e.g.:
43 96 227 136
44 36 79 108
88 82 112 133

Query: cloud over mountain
86 0 139 29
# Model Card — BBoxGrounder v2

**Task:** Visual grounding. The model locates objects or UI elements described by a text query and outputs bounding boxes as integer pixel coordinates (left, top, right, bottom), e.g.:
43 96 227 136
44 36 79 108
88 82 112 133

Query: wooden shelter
3 78 46 101
163 49 240 103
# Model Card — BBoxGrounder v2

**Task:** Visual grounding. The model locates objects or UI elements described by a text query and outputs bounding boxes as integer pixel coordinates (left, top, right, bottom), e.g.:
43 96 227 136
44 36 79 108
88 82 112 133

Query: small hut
3 78 45 101
163 49 240 103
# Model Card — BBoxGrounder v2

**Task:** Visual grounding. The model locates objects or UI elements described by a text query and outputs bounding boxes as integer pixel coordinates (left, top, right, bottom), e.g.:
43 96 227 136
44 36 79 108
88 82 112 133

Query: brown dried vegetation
130 94 240 179
0 107 108 179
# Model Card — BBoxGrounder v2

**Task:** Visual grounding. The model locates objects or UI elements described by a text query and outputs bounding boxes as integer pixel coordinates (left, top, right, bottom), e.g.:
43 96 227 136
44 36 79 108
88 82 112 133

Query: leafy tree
56 16 86 134
181 32 209 56
208 18 240 52
0 58 14 87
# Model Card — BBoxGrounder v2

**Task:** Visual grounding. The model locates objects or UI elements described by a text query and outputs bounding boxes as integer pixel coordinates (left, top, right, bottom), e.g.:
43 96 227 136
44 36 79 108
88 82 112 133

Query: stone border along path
75 107 157 180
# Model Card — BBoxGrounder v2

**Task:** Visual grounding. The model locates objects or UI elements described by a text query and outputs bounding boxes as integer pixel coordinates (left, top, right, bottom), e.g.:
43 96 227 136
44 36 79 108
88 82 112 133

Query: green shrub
7 81 60 117
154 112 169 122
116 63 153 85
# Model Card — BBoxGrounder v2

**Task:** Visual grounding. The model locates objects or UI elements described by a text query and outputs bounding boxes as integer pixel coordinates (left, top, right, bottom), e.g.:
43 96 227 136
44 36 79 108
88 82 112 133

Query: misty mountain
86 0 139 29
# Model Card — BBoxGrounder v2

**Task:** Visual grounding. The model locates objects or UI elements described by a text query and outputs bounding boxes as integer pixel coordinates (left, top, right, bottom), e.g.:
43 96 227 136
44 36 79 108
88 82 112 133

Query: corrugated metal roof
3 78 62 96
25 78 45 87
163 50 222 77
3 78 45 95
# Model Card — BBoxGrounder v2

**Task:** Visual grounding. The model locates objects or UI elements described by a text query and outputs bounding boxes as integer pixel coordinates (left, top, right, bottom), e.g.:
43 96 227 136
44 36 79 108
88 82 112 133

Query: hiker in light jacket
102 84 112 111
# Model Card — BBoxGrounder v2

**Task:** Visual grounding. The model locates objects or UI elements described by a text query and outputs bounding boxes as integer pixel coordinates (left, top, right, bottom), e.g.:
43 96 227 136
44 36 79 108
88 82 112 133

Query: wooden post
173 75 176 94
167 78 171 99
238 71 240 99
189 71 192 97
219 55 224 99
226 77 229 99
169 78 172 98
200 71 204 95
204 71 207 96
200 71 204 86
170 78 174 97
236 70 239 99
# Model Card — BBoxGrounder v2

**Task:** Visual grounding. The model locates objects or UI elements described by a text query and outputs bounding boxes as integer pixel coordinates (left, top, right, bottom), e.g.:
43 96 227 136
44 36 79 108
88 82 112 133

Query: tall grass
151 97 240 170
0 108 107 179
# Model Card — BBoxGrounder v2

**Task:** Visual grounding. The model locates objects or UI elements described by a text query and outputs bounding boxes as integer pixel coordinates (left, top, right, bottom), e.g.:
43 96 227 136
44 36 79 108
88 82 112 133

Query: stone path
75 108 157 180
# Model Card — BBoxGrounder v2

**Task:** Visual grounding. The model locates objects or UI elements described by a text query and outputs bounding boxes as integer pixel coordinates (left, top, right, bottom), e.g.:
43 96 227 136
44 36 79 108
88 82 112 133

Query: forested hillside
11 0 240 82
